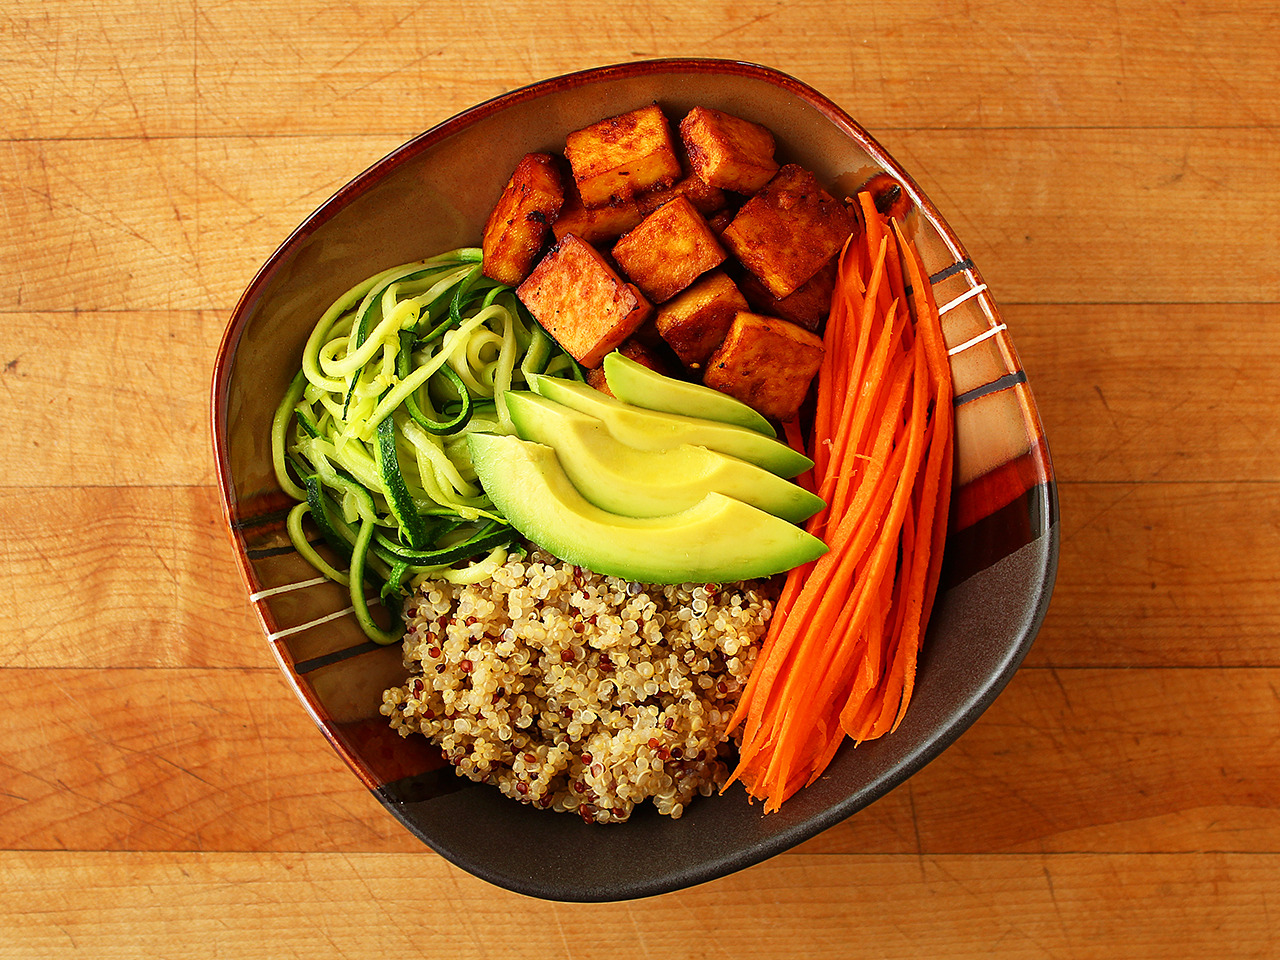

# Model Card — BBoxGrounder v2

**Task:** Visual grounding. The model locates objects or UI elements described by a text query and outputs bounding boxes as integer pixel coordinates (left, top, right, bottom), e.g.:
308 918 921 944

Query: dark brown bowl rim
210 57 1058 901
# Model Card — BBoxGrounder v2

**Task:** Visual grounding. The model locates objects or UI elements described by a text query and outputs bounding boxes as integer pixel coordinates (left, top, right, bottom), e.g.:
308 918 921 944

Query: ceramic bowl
211 59 1058 902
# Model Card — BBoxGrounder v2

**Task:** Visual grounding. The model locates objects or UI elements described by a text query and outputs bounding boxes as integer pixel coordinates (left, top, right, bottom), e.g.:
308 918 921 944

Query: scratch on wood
906 781 927 882
707 7 780 43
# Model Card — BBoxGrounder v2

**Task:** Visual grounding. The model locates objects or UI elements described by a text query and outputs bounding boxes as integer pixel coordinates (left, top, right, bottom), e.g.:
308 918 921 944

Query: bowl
211 59 1058 902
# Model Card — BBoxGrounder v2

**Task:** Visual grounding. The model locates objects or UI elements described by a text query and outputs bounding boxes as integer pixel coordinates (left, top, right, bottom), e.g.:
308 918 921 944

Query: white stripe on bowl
938 283 989 316
947 322 1008 357
266 605 356 641
250 576 330 601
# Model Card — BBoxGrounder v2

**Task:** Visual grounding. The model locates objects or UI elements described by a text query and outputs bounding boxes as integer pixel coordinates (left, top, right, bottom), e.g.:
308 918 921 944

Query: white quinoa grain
381 548 775 824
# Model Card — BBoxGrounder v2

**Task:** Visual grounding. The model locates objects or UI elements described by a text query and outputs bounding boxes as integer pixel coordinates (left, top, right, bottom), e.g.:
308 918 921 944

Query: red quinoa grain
381 549 774 823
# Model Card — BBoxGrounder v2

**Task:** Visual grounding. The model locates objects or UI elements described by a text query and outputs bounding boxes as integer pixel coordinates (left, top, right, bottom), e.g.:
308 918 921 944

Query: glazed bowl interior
212 59 1058 902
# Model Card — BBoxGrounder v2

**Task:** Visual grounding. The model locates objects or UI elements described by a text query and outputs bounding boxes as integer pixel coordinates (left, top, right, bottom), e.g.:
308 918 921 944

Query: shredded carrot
725 193 956 812
782 419 815 494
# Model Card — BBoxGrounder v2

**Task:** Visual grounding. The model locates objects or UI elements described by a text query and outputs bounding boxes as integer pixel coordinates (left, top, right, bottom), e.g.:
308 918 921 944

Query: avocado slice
506 391 824 522
526 373 812 478
602 351 777 437
468 433 827 583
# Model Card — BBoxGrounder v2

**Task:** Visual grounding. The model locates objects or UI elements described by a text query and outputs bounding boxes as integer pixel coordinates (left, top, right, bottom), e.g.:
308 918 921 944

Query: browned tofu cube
679 107 779 194
481 153 565 285
585 338 673 395
612 196 727 304
655 270 748 369
721 164 856 299
585 365 611 394
516 235 653 368
736 257 838 332
563 104 682 207
637 174 728 217
703 312 824 421
550 179 644 245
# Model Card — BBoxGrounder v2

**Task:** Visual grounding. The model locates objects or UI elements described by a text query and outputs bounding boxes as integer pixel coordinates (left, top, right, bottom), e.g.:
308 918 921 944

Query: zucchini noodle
270 247 582 643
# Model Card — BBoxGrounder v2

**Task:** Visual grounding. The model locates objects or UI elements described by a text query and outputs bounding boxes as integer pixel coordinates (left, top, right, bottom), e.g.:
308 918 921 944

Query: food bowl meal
211 59 1058 902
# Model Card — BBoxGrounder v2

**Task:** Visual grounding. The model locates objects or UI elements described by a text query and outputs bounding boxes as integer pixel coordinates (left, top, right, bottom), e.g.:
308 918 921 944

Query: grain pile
382 549 775 823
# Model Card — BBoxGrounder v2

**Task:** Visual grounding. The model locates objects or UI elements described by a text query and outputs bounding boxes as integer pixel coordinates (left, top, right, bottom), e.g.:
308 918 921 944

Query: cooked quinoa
380 548 775 823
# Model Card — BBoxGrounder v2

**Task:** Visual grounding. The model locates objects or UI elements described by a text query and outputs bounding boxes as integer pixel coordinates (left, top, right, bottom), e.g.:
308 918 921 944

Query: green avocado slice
506 391 824 522
467 432 827 583
602 351 777 437
526 373 812 478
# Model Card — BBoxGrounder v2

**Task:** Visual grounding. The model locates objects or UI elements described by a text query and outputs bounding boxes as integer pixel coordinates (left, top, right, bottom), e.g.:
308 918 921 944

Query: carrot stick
783 419 815 494
852 420 931 740
814 324 897 528
730 200 956 811
884 221 954 732
831 240 865 406
829 334 911 522
761 356 928 783
859 193 899 322
810 265 847 480
802 345 929 720
845 484 916 742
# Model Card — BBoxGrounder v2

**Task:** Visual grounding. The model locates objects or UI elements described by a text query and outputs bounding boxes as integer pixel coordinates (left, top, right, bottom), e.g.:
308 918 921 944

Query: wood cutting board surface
2 2 1278 957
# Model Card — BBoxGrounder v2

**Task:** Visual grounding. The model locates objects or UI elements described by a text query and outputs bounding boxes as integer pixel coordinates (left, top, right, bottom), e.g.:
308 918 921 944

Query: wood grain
0 313 224 489
4 479 1280 672
0 487 259 668
3 0 1278 953
1031 482 1280 667
3 133 1277 315
2 851 1276 960
2 665 1276 856
1012 303 1280 484
5 1 1278 139
4 302 1272 490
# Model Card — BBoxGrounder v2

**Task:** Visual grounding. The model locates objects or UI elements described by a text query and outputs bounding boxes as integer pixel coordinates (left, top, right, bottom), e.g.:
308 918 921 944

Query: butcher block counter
2 1 1278 956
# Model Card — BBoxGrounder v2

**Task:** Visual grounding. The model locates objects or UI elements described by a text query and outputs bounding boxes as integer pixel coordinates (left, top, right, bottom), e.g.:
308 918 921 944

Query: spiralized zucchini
270 247 583 643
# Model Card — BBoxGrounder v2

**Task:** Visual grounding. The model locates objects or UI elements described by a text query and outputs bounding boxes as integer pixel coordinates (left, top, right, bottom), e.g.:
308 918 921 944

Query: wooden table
3 2 1278 956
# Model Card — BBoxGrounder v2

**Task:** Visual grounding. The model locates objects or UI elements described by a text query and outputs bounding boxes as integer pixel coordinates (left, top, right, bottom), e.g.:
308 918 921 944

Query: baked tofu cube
612 196 727 304
721 164 856 299
637 174 728 217
586 338 673 395
563 104 683 207
703 312 824 421
736 257 838 332
481 153 565 285
655 270 749 369
550 180 644 245
585 365 611 394
679 107 779 194
516 235 653 368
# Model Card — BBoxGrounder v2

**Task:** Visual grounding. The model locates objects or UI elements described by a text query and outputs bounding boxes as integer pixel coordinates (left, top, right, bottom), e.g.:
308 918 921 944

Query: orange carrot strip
742 316 890 783
810 267 847 481
851 240 891 401
831 240 865 407
765 359 928 770
851 421 929 740
829 326 910 521
783 419 815 494
813 290 899 519
879 222 954 732
804 703 853 788
731 206 957 810
858 193 891 319
803 344 928 727
736 420 906 793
